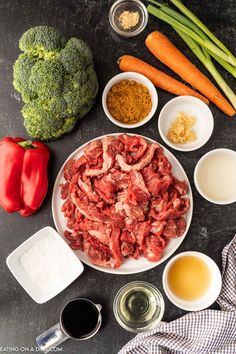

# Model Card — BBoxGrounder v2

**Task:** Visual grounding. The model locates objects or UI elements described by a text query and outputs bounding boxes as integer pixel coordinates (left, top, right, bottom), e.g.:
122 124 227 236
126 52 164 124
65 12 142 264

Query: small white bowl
194 148 236 205
162 251 222 311
6 226 84 304
102 72 158 128
158 96 214 151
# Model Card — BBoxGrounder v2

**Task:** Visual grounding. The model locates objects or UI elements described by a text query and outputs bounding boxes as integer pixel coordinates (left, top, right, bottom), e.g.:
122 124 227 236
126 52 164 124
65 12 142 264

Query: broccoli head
13 25 98 140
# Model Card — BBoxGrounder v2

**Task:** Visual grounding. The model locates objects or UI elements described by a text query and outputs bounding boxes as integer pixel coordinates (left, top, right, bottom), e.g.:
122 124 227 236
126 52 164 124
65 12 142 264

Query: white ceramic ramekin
158 96 214 152
194 148 236 205
162 251 222 311
102 72 158 128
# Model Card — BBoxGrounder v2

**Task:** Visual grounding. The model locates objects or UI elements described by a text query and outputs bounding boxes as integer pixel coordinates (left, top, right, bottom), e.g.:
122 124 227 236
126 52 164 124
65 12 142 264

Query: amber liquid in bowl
167 256 211 301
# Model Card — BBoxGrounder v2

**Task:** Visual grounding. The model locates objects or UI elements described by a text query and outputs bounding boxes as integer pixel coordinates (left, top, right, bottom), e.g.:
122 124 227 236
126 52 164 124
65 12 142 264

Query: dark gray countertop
0 0 235 353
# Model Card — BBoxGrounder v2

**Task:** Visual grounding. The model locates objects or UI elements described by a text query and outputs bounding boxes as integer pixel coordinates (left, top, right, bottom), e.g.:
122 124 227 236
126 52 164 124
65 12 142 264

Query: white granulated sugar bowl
6 226 84 303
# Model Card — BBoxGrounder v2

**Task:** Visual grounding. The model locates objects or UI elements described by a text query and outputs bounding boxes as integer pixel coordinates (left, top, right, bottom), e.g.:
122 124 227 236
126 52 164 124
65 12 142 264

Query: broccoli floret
73 70 88 86
63 90 84 115
22 101 77 140
62 65 98 114
13 26 98 140
41 96 68 118
19 26 65 58
63 72 86 94
13 53 37 103
67 38 93 67
59 45 84 75
29 60 64 99
59 38 92 75
63 67 98 115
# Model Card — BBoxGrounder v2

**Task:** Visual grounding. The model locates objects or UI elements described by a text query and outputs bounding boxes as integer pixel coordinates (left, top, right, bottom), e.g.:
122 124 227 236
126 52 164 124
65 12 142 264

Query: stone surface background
0 0 235 353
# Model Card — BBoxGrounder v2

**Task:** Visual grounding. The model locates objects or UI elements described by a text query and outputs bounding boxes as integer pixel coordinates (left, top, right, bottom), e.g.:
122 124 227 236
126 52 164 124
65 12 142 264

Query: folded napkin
118 235 236 354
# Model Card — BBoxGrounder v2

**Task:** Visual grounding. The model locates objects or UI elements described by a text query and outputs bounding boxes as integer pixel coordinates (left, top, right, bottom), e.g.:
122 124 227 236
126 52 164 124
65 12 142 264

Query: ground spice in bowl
118 10 140 30
106 79 152 124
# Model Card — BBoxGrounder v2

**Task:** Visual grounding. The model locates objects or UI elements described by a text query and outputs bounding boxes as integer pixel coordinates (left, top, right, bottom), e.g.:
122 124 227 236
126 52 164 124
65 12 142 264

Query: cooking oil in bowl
113 281 164 333
120 288 156 322
167 255 211 301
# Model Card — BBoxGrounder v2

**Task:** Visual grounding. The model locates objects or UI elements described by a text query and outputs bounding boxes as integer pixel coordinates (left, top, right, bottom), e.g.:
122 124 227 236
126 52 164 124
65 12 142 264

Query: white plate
52 134 193 275
158 96 214 152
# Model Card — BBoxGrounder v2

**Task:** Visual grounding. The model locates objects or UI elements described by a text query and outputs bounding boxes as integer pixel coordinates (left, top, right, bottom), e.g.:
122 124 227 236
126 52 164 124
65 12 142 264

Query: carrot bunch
145 32 235 117
147 0 236 116
118 9 236 116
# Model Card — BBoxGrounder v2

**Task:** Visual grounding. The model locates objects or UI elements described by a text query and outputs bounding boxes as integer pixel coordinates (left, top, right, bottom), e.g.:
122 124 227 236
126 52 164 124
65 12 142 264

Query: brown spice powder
106 80 152 124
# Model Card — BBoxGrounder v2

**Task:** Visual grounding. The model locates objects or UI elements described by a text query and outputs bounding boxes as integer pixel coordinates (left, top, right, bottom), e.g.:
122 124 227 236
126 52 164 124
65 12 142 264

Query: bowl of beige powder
109 0 148 37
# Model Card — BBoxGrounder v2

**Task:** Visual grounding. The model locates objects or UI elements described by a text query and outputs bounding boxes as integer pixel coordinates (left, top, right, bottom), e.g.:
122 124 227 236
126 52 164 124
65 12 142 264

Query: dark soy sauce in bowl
61 299 100 339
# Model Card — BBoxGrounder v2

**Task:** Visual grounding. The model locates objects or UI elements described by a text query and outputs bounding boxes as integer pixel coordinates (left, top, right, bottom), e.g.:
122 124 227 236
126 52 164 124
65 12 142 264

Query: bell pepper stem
17 140 35 150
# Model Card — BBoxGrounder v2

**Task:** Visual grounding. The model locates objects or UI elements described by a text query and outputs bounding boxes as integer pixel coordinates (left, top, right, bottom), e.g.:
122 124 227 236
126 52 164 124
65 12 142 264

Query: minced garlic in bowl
167 112 197 144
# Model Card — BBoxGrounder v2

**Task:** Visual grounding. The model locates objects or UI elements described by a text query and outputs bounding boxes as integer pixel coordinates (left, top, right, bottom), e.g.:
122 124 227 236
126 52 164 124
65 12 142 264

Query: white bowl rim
158 95 214 152
162 251 222 311
102 72 158 128
194 148 236 205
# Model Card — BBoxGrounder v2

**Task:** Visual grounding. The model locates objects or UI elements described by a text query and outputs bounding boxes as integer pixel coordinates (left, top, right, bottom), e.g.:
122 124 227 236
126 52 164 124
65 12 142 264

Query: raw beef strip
116 144 158 172
94 173 118 203
71 191 111 223
143 234 168 262
127 171 150 205
142 165 172 196
118 134 148 162
85 136 116 176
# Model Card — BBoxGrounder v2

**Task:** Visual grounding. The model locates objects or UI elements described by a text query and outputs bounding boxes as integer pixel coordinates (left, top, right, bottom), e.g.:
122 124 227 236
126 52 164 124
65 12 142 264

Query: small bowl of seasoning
102 72 158 128
109 0 148 37
158 96 214 152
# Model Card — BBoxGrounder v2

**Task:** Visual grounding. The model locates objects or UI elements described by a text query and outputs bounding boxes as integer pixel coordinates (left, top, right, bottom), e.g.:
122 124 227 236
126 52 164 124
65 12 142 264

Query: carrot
118 55 209 105
145 31 235 117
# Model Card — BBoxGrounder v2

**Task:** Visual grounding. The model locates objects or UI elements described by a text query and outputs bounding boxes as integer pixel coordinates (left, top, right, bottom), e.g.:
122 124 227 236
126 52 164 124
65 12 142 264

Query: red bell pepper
0 137 49 217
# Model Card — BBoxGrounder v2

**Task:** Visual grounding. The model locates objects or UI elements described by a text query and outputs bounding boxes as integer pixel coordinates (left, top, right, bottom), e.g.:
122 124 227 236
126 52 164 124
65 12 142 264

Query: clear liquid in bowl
113 281 164 333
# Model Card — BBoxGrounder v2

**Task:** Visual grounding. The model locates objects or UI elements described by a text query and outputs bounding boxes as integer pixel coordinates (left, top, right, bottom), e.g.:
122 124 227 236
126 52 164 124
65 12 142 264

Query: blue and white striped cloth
118 235 236 354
